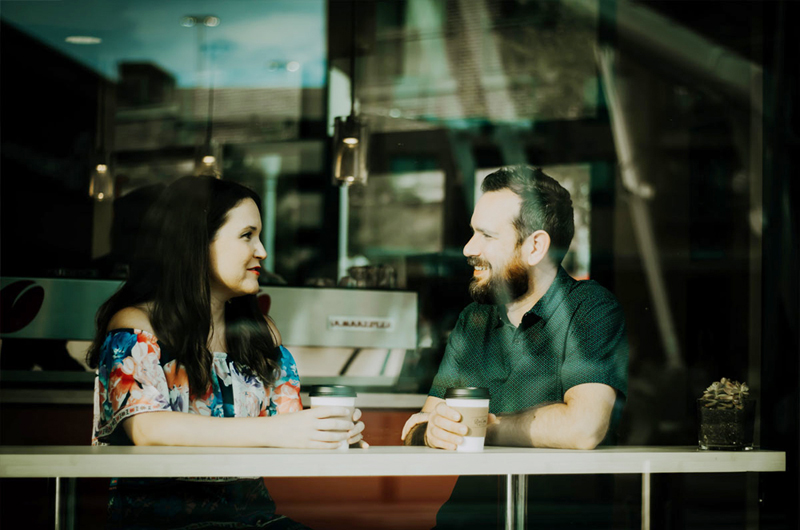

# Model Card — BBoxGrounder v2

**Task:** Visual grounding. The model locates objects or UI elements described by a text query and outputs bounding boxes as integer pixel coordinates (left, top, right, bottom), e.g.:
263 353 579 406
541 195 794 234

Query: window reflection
0 0 793 472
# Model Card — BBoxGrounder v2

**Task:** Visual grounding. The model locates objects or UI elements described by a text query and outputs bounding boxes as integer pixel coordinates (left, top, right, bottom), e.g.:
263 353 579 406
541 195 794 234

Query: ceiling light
65 36 101 45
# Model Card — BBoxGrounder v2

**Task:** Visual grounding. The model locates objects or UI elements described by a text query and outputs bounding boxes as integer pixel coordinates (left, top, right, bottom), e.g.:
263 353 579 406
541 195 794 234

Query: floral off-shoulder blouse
91 328 306 530
93 328 302 446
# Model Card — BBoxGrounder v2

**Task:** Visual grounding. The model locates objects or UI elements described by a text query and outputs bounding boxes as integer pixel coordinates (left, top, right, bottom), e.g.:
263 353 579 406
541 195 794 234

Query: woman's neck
209 293 227 352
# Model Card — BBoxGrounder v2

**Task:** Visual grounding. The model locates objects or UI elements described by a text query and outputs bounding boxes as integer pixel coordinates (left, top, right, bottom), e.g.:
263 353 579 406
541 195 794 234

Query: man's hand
401 396 496 450
401 397 466 450
424 402 468 450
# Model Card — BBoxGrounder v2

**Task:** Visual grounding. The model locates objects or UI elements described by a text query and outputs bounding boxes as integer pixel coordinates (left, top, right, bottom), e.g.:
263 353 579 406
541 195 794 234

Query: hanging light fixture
88 159 114 201
332 114 367 185
89 82 114 201
194 147 220 178
194 65 220 178
184 14 221 178
332 4 367 186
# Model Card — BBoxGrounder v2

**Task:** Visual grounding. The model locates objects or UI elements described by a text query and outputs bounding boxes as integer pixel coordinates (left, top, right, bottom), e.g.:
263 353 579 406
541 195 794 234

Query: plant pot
697 399 755 450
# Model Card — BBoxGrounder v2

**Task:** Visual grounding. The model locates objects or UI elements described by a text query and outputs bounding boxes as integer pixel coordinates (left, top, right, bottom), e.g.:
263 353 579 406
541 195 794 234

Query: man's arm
486 383 616 450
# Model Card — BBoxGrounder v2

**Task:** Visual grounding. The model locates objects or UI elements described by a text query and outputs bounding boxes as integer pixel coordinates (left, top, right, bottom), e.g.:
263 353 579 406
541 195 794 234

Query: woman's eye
241 232 252 239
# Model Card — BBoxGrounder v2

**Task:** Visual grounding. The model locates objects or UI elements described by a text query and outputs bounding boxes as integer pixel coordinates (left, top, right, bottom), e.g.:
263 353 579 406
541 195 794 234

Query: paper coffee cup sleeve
458 408 489 437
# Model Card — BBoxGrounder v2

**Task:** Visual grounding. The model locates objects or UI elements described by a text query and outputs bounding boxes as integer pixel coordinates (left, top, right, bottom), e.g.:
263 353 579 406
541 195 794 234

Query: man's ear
522 230 551 267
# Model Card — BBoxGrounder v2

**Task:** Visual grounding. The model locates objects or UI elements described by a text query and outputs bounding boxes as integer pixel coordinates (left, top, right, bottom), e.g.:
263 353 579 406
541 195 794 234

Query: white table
0 445 786 530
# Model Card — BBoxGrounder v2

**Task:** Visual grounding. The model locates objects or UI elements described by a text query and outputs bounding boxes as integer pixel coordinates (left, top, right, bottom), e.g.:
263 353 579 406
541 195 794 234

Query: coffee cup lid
308 385 357 398
445 387 490 399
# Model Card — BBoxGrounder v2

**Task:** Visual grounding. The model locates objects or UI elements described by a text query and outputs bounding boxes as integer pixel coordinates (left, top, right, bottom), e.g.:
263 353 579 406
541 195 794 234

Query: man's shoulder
567 277 621 308
460 301 493 316
452 302 497 335
552 277 624 324
458 301 497 322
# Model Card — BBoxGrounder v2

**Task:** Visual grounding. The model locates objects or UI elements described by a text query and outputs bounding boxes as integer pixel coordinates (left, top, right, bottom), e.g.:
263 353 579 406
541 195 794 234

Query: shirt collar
492 267 573 328
529 267 572 321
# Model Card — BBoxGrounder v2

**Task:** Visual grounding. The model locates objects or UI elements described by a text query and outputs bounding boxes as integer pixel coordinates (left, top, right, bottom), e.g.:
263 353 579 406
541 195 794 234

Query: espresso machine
0 277 418 389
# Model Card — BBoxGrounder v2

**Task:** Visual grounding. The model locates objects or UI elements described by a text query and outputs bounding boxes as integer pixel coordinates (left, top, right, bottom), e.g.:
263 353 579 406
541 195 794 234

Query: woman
87 176 365 529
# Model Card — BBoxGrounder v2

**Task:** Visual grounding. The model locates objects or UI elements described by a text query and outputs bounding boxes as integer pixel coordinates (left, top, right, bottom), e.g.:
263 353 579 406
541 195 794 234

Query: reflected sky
1 0 326 88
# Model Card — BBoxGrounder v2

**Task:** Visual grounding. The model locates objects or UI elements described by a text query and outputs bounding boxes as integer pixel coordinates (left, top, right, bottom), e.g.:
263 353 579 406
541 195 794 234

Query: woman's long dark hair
87 176 281 394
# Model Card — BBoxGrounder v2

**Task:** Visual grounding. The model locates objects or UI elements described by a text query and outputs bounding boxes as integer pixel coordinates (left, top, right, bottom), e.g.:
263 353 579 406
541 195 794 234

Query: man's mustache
467 257 490 269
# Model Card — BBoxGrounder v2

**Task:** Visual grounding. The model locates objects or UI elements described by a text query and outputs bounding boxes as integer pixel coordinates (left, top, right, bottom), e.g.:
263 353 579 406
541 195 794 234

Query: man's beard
468 254 530 305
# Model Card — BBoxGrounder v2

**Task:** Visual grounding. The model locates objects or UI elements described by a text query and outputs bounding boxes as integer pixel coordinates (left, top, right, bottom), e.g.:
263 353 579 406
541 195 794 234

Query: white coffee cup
445 387 491 452
308 385 357 450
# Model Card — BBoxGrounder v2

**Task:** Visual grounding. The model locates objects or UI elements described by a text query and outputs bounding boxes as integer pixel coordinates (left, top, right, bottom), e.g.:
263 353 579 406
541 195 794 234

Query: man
402 166 628 528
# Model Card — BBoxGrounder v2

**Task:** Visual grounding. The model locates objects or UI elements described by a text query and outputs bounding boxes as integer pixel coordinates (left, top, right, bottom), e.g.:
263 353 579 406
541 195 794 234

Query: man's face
463 190 531 305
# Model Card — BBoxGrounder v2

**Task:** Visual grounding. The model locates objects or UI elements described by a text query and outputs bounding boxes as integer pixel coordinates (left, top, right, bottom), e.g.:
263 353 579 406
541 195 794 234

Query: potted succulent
697 377 755 450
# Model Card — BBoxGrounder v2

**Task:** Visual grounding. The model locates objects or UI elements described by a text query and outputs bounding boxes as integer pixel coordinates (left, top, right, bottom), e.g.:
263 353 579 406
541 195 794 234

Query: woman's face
208 198 266 301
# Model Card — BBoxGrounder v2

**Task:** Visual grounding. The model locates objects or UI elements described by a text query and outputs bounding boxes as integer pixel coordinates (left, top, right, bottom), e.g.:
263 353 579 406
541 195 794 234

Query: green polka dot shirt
430 267 629 430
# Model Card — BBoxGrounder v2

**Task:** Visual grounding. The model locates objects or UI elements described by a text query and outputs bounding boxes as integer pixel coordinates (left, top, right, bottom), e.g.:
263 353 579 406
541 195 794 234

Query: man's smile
473 266 489 277
468 257 491 278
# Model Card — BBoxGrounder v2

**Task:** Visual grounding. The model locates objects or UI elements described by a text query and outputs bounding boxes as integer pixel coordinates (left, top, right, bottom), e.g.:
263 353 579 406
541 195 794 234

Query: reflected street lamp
332 4 367 187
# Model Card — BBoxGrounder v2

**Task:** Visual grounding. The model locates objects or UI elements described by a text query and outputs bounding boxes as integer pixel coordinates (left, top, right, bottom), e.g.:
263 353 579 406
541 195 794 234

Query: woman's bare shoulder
108 305 155 334
264 315 282 346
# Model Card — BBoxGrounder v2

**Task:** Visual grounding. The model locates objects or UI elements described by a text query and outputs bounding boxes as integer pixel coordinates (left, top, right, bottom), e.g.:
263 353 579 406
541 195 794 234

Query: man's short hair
481 165 575 265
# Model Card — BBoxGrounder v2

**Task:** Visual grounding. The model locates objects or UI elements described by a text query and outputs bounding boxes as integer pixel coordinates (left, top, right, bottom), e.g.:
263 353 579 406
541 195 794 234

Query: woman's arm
102 310 362 449
123 406 364 449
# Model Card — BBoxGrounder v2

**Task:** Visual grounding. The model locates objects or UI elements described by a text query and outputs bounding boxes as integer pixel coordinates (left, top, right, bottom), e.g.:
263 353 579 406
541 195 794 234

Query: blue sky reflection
1 0 326 88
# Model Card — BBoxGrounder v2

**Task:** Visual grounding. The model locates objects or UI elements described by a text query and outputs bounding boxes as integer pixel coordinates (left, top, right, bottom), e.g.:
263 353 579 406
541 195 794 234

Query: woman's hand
349 408 369 448
268 406 364 449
